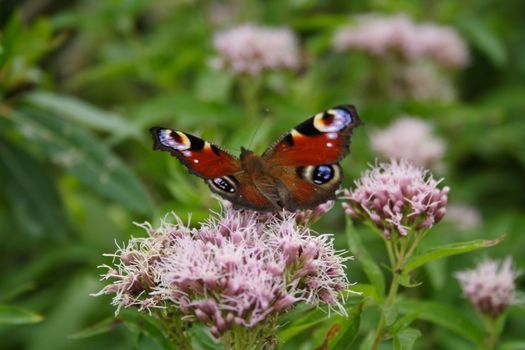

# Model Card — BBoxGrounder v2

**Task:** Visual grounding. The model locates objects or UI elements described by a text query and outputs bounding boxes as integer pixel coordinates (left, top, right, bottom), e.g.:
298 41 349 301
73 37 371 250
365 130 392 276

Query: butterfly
150 104 361 211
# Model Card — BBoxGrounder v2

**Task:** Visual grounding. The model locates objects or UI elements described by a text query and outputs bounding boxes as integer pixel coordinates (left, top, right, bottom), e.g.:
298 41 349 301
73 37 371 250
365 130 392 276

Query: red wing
269 165 342 210
236 182 274 210
150 128 241 179
262 105 361 166
205 172 275 211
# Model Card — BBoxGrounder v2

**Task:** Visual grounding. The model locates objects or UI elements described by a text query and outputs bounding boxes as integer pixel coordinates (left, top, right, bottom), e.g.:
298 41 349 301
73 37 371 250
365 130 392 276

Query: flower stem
483 315 499 350
163 313 192 350
370 230 422 350
370 267 401 350
223 317 278 350
239 75 261 120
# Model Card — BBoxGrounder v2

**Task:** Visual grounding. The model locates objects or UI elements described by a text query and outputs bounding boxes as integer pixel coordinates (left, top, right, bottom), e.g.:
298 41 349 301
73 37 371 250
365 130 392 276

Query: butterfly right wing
262 105 361 166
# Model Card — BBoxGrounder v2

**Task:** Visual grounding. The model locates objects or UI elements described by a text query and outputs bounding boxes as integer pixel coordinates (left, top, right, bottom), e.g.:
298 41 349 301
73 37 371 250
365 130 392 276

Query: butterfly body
151 104 361 211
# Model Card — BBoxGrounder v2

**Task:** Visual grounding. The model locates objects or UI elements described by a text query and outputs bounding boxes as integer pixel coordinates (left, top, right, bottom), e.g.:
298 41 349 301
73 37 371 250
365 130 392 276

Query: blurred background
0 1 524 349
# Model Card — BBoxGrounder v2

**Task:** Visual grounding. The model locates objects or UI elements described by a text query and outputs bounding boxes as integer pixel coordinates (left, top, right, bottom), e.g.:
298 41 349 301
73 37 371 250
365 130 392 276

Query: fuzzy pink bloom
91 218 190 314
370 117 446 169
445 204 482 231
333 13 468 69
213 24 300 75
401 62 456 102
295 200 335 226
456 258 519 318
341 159 449 237
94 207 351 337
416 24 469 68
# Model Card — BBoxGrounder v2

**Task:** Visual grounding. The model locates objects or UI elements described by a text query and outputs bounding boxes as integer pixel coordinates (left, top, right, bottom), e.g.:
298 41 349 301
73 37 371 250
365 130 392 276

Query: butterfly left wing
262 104 361 166
150 127 241 178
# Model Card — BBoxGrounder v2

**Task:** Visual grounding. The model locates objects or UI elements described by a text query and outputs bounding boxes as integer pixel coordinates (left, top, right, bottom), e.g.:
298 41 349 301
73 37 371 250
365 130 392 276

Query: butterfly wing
260 104 361 210
150 128 241 178
151 127 274 210
265 163 343 210
262 104 361 166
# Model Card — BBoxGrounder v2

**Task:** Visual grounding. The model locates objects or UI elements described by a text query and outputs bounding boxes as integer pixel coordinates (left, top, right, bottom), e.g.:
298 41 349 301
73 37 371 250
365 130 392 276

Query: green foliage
404 235 506 273
0 0 524 349
0 305 43 325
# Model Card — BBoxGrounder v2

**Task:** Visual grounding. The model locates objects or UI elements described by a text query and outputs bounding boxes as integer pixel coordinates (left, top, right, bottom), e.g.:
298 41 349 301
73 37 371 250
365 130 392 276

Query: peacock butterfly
150 104 361 211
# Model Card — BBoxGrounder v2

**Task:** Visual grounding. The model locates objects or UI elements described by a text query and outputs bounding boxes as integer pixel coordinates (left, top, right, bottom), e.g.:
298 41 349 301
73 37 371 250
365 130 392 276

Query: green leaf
350 284 379 301
131 93 242 132
0 305 43 325
398 273 422 288
68 318 120 339
0 13 21 68
390 313 419 336
0 136 68 237
397 299 484 345
0 282 36 303
27 275 103 350
0 245 92 292
190 324 223 350
120 310 176 350
393 328 421 350
278 308 330 342
345 218 385 301
24 91 140 138
498 341 525 350
11 108 153 215
195 69 233 102
459 19 507 67
404 235 505 273
329 302 363 350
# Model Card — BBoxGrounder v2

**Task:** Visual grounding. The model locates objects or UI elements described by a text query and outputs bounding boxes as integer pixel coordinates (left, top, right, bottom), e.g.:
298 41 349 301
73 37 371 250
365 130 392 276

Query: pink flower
455 258 519 318
91 217 190 314
94 207 351 337
416 24 469 68
401 62 456 102
445 204 482 231
333 14 414 57
333 13 468 69
370 117 446 169
213 24 300 75
341 159 449 237
294 200 335 226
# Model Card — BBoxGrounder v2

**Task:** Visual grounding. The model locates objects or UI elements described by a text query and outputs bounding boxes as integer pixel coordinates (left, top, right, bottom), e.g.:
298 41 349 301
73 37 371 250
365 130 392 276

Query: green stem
385 239 396 268
370 230 421 350
483 315 499 350
163 312 192 350
370 264 401 350
222 317 278 350
239 75 261 120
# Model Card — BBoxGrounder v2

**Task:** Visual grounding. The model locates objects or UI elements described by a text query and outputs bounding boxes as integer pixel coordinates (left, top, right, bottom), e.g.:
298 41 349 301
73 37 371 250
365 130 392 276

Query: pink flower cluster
455 258 519 318
333 13 468 68
213 24 300 75
95 207 350 337
445 204 482 231
401 62 456 102
295 200 334 226
342 159 449 237
370 117 446 169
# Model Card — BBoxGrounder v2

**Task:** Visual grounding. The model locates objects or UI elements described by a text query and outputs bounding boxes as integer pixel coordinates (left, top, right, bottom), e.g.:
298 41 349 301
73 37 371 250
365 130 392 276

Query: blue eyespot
334 108 352 125
312 165 334 185
211 177 236 193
